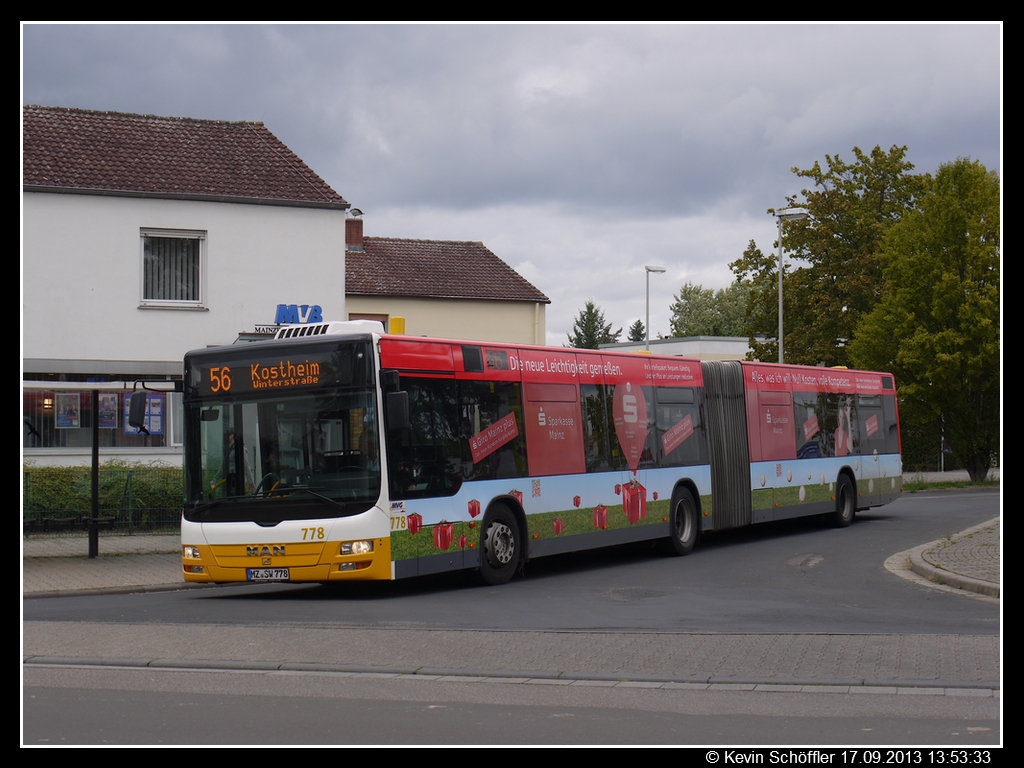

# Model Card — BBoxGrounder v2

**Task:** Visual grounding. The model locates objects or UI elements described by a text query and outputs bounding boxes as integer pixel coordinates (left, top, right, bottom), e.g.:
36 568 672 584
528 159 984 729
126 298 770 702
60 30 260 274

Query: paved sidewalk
911 520 1000 598
23 534 182 595
23 621 1001 692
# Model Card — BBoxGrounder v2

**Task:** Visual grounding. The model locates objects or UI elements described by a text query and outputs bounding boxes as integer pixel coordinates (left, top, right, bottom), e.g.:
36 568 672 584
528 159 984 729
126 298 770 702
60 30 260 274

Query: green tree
731 145 924 365
567 300 621 349
668 281 748 337
849 159 999 481
717 281 749 337
669 283 716 337
730 240 778 359
627 319 646 342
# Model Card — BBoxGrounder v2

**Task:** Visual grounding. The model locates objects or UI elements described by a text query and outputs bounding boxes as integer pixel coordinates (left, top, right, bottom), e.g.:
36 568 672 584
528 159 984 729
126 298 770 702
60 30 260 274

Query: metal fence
23 465 182 535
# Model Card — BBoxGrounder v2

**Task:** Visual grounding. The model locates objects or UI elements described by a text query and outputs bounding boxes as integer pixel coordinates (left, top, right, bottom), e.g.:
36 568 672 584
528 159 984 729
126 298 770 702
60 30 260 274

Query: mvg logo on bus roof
274 304 323 324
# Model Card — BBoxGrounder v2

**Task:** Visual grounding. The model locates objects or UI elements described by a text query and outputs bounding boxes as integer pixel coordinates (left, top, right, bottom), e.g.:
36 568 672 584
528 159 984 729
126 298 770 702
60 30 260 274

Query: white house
23 106 350 464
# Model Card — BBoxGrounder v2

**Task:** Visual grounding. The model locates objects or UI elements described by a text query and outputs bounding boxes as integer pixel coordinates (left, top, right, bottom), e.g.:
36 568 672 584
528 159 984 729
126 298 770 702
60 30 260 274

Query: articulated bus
170 320 901 586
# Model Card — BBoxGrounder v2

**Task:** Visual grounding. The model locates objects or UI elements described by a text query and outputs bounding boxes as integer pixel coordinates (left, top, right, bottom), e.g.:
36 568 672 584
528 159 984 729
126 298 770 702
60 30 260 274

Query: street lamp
645 265 666 352
774 207 809 363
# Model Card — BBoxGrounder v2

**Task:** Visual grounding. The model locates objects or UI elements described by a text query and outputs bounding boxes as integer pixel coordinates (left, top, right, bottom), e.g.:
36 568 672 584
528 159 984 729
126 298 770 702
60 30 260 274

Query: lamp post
774 207 809 363
645 265 666 352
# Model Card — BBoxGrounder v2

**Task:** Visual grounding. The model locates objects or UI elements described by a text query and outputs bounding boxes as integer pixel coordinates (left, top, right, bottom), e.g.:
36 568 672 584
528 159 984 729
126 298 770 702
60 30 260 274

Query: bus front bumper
181 536 393 583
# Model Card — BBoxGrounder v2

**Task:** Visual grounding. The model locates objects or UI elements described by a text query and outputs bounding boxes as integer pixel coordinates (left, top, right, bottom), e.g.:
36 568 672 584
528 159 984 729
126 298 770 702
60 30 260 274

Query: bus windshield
182 339 380 524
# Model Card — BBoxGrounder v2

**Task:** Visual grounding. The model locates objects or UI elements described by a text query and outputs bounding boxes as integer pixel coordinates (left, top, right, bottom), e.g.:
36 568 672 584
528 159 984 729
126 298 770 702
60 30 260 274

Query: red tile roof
23 105 347 208
347 237 549 303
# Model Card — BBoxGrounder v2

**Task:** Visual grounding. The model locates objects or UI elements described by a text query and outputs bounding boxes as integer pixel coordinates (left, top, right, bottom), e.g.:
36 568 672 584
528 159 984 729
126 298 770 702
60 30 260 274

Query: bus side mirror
128 391 150 434
381 370 401 393
386 391 410 431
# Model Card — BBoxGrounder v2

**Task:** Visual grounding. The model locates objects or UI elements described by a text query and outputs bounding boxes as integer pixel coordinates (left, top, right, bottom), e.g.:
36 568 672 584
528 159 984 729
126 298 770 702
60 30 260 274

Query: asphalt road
24 665 999 746
24 492 999 635
23 491 1001 746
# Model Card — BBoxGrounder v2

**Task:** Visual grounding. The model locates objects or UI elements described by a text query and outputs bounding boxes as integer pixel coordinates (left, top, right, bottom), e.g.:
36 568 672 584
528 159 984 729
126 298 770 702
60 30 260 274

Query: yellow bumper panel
182 537 393 583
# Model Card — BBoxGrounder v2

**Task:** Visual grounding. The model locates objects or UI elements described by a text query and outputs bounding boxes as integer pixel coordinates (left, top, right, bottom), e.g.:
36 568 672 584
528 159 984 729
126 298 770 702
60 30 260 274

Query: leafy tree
730 240 778 359
669 283 716 337
668 281 748 337
567 300 621 349
849 159 999 481
627 319 646 342
717 281 749 337
731 145 924 366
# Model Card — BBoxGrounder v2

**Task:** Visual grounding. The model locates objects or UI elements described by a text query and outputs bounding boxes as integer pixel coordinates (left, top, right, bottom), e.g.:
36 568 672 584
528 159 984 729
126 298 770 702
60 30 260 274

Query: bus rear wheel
667 487 698 556
479 507 520 585
832 474 856 528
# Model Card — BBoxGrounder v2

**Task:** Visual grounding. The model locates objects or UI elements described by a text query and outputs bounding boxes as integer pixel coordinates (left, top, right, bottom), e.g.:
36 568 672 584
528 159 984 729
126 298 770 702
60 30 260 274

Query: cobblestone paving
923 521 1000 585
22 621 1001 685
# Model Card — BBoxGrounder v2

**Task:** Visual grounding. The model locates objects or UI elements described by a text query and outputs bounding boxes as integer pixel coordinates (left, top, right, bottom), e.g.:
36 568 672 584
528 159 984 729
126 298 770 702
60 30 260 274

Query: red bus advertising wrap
175 323 900 586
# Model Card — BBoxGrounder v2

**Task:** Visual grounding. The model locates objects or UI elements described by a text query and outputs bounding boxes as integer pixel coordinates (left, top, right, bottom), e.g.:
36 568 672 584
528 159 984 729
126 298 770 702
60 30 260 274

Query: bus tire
832 474 856 528
479 506 520 585
667 487 698 556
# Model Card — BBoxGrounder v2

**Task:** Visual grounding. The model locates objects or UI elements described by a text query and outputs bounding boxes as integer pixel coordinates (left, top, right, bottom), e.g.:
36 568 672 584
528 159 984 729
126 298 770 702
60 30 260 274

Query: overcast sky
21 24 1001 346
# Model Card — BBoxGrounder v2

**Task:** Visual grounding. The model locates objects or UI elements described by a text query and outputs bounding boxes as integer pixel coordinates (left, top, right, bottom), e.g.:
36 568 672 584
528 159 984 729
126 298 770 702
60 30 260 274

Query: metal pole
644 266 665 352
645 270 651 352
90 388 100 558
777 216 784 364
773 208 808 365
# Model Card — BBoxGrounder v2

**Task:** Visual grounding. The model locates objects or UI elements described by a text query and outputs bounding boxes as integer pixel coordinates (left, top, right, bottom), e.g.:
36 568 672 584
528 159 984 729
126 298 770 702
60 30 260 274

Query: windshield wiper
190 487 347 518
190 497 227 517
272 486 347 511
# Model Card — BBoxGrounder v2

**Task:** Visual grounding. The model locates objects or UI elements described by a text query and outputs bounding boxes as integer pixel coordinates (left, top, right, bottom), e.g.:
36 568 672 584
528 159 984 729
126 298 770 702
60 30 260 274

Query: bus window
654 387 706 467
387 377 463 499
581 384 619 472
460 380 527 481
793 391 824 459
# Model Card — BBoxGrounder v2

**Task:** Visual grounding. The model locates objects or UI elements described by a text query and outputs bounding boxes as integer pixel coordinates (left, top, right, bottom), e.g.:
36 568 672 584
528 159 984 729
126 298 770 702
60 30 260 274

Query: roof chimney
345 217 364 252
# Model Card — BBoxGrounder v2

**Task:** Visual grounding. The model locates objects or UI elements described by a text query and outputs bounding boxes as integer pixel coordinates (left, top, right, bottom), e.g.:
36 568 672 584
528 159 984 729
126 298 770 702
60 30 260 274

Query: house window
140 229 206 308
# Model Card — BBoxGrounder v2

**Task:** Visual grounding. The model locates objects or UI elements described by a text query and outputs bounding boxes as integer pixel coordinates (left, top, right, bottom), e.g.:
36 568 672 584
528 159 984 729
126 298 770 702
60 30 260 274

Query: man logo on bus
246 545 286 556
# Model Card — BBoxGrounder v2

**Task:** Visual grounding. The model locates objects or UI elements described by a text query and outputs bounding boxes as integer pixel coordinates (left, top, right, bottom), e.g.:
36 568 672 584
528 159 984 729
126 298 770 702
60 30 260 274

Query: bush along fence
23 462 183 534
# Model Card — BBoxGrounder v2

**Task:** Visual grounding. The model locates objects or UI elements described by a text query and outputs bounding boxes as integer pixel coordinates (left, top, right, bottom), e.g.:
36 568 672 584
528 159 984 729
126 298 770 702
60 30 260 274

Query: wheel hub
485 522 514 565
675 503 692 542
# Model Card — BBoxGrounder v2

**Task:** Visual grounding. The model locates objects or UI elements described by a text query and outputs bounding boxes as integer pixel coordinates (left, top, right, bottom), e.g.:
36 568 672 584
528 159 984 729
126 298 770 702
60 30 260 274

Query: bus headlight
341 540 374 555
183 546 201 559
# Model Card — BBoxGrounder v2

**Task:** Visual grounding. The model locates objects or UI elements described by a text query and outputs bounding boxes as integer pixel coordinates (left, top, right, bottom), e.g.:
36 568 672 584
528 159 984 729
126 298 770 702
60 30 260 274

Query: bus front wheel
832 474 856 528
479 507 520 585
667 487 698 556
